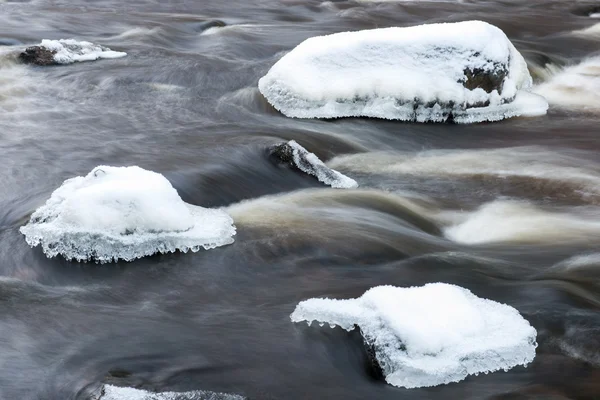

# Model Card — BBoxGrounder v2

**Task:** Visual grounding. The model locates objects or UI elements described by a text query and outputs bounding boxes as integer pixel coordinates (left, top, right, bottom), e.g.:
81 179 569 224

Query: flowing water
1 0 600 399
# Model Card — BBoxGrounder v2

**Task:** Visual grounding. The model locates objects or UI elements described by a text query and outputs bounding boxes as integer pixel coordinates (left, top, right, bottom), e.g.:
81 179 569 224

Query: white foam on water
38 39 127 64
533 56 600 111
443 200 600 245
591 13 600 19
291 283 537 389
98 384 245 400
258 20 547 123
287 140 358 189
19 166 236 263
572 22 600 38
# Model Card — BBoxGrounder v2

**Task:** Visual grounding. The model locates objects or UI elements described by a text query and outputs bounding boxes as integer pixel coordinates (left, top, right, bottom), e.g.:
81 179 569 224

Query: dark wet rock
570 5 600 17
268 140 358 188
0 38 22 46
18 45 57 66
359 327 385 380
194 20 227 33
463 62 508 93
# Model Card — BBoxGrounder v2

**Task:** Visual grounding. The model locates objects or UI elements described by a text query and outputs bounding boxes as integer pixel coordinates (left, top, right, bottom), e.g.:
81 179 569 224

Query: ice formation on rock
20 39 126 65
259 21 548 123
95 384 245 400
20 166 235 263
291 283 537 388
270 140 358 188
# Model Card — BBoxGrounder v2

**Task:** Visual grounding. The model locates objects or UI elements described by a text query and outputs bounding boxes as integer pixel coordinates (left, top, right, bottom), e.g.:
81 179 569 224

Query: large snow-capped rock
291 283 537 389
259 21 548 123
269 140 358 189
20 166 235 263
19 39 126 66
92 384 245 400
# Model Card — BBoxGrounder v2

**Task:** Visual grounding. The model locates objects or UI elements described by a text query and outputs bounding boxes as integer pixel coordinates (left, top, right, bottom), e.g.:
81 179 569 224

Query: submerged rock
91 384 245 400
259 20 548 123
269 140 358 189
0 38 22 46
20 166 236 263
19 39 126 66
291 283 537 389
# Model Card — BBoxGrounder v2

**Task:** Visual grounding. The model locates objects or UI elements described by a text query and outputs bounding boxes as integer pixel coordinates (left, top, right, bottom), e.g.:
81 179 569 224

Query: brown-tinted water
1 0 600 399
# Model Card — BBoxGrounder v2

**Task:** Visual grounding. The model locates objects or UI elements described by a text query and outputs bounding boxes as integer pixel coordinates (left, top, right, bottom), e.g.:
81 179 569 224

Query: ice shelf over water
20 166 236 263
259 21 548 123
291 283 537 388
39 39 127 64
96 384 245 400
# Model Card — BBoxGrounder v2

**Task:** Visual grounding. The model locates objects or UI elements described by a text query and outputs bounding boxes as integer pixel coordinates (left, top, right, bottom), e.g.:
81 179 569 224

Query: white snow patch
259 20 547 123
287 140 358 189
20 166 235 263
98 384 245 400
533 56 600 111
291 283 537 389
38 39 127 64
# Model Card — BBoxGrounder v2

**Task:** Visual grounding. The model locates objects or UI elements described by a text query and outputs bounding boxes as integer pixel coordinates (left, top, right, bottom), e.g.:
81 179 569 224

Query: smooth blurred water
1 0 600 399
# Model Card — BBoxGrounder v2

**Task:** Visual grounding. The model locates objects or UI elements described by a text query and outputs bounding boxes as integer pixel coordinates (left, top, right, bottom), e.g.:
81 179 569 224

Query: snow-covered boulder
20 166 236 263
291 283 537 389
19 39 126 66
92 384 245 400
269 140 358 189
259 21 548 123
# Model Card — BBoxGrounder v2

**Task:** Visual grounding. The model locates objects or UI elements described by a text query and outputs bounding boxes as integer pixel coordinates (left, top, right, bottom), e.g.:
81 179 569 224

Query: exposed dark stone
0 38 22 46
463 64 508 93
268 142 295 167
194 19 227 32
19 46 57 66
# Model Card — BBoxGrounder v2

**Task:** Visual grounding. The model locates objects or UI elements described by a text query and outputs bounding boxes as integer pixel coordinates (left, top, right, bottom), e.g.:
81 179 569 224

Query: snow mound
287 140 358 188
39 39 127 64
97 384 245 400
291 283 537 388
20 166 235 263
258 20 548 123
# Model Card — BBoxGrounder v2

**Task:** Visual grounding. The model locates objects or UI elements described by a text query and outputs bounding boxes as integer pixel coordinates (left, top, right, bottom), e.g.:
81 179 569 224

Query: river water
1 0 600 399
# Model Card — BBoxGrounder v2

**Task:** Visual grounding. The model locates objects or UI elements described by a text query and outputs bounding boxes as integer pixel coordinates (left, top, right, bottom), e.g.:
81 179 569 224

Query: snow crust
259 21 547 123
287 140 358 188
20 166 235 263
39 39 127 64
98 384 245 400
291 283 537 388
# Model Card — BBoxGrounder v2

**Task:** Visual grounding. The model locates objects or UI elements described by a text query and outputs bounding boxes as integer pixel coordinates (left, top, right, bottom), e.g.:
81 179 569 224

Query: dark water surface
1 0 600 399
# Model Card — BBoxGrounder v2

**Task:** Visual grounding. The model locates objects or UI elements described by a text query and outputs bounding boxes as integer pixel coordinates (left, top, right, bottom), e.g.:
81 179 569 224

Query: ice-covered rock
19 39 126 66
93 384 245 400
270 140 358 189
291 283 537 389
259 20 548 123
20 166 236 263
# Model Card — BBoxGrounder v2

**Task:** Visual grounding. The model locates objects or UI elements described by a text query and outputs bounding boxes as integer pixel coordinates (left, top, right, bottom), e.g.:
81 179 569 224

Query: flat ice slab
40 39 126 64
291 283 537 388
96 384 245 400
259 20 548 123
20 166 236 263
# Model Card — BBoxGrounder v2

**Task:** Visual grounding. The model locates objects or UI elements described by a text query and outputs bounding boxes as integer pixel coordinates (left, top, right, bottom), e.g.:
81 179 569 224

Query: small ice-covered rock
19 39 126 66
259 21 548 123
270 140 358 188
94 384 245 400
20 166 236 263
291 283 537 389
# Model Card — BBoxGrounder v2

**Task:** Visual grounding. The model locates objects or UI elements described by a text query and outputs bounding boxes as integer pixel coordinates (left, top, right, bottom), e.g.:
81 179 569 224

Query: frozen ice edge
291 283 538 389
40 39 127 64
96 384 245 400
